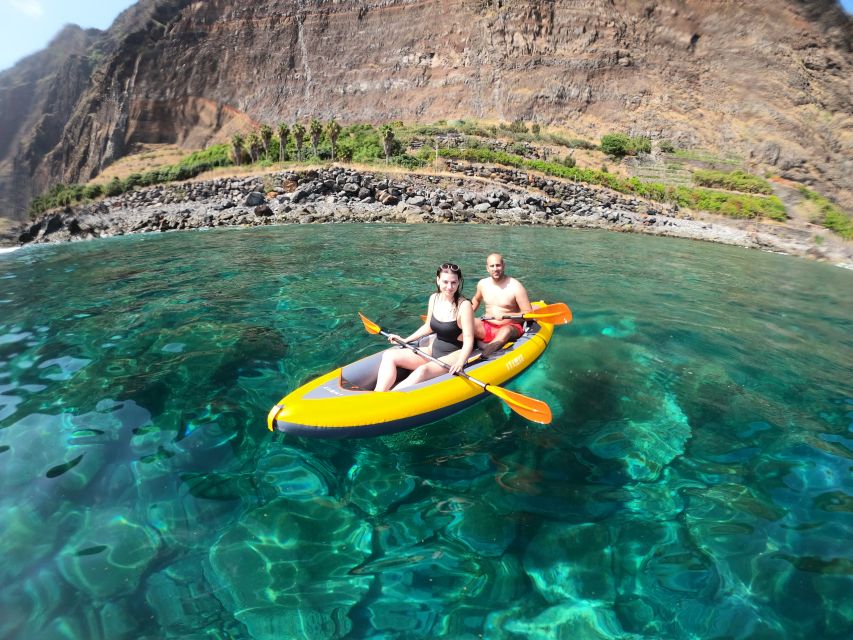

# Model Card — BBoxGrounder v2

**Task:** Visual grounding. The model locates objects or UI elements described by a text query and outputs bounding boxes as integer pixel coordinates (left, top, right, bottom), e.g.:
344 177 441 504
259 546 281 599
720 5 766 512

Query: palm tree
293 123 306 162
327 119 342 162
277 123 290 162
230 134 245 164
381 124 395 164
246 132 262 163
259 124 273 159
309 118 323 158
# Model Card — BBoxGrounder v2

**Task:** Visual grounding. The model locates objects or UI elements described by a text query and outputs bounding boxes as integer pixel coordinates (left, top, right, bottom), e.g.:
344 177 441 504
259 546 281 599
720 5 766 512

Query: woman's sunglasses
440 262 460 272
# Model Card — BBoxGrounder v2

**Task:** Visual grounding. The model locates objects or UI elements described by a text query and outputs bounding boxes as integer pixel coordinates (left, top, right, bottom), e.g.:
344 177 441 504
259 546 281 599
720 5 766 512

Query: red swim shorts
482 320 524 343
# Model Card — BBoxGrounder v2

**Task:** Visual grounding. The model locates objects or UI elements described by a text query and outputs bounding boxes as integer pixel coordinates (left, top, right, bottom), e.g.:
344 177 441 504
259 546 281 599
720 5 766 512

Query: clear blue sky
1 0 851 73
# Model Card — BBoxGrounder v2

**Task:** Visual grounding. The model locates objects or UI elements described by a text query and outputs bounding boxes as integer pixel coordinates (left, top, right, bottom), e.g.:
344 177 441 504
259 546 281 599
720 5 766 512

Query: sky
0 0 136 71
1 0 851 72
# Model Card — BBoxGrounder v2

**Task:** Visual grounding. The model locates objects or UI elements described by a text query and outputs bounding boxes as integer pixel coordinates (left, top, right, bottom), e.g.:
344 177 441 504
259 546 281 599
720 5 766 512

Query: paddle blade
486 385 553 424
358 312 382 335
527 302 572 324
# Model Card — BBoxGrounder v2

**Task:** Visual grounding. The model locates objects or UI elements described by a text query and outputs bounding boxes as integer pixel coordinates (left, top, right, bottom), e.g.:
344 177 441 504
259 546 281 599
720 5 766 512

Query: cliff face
0 25 102 218
1 0 851 221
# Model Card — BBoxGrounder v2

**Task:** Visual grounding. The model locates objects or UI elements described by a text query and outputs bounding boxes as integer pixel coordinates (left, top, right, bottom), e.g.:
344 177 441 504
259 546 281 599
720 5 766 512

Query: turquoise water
1 224 851 639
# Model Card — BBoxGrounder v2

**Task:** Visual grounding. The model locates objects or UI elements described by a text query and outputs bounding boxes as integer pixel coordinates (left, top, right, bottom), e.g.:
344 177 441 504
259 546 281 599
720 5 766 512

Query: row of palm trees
230 119 397 165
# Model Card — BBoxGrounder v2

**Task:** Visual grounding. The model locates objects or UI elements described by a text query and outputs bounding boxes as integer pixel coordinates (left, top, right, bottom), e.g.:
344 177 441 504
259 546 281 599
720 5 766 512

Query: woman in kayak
374 262 475 391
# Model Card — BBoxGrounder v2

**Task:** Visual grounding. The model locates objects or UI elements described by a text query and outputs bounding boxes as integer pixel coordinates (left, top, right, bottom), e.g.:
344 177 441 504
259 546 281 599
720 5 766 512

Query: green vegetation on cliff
692 169 773 195
31 119 851 238
29 145 233 216
799 186 853 240
438 147 787 221
600 133 652 157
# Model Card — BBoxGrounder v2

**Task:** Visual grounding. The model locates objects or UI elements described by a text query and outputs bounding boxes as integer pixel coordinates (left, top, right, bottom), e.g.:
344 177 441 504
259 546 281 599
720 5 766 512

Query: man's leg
480 325 514 357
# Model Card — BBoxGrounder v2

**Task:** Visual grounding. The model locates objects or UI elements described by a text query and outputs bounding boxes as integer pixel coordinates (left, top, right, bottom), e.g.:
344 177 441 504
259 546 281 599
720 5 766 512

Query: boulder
244 192 266 207
375 190 399 206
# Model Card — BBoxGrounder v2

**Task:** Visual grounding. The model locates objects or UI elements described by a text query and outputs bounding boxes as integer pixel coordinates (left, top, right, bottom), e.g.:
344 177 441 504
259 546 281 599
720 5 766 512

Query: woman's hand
448 357 465 375
387 333 403 345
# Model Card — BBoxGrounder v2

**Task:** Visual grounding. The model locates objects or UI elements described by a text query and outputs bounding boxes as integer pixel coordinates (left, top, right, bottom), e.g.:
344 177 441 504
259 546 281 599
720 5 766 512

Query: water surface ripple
1 225 851 639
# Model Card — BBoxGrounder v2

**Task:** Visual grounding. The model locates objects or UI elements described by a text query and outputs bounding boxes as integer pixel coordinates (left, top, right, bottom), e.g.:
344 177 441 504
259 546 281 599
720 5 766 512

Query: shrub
105 178 125 197
659 139 675 153
158 167 179 182
457 121 491 137
674 188 786 220
629 136 652 155
502 119 528 134
565 138 597 150
174 165 193 181
124 173 143 190
393 154 428 169
692 169 773 194
601 133 631 157
561 154 577 168
799 186 853 239
177 144 231 172
823 209 853 239
83 184 103 199
602 133 652 157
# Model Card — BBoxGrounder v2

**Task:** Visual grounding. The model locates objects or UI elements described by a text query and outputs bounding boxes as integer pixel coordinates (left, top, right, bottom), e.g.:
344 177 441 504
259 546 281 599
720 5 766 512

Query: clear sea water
0 224 851 640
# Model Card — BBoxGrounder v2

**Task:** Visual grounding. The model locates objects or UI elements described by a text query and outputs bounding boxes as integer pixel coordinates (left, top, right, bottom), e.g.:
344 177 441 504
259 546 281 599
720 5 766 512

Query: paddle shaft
481 314 527 321
381 330 490 392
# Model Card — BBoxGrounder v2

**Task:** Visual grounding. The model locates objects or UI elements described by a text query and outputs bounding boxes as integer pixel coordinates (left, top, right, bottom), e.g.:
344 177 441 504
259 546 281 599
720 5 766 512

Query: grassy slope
31 119 849 240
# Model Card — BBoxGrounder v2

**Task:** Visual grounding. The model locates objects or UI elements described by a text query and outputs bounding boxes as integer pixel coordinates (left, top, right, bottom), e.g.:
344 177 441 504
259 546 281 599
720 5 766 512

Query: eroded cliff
1 0 850 222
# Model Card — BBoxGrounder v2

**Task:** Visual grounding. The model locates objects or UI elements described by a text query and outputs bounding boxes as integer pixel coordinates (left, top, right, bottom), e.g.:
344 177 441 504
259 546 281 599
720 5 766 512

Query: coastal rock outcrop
18 165 851 265
0 0 850 223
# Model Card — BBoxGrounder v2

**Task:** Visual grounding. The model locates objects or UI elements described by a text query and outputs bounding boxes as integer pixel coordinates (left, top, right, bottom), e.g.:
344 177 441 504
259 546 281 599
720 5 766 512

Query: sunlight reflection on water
0 225 851 639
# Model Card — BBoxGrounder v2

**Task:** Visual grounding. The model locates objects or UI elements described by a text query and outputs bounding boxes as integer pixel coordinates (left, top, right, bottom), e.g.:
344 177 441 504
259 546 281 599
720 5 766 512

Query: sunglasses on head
440 262 460 272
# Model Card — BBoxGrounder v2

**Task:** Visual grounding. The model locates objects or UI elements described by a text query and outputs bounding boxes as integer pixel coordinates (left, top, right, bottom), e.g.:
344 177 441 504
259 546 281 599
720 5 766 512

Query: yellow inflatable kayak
267 303 555 438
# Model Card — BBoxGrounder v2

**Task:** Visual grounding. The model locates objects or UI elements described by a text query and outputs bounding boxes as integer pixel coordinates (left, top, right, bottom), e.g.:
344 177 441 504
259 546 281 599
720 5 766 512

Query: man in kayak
471 253 532 357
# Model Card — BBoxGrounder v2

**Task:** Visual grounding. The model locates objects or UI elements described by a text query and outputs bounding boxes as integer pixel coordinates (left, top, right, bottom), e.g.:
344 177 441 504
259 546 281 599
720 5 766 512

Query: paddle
420 302 572 325
358 312 552 424
483 302 572 325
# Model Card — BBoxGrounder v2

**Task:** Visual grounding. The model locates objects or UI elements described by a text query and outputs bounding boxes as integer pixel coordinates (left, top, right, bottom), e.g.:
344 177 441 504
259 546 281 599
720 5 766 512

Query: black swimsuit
430 316 463 359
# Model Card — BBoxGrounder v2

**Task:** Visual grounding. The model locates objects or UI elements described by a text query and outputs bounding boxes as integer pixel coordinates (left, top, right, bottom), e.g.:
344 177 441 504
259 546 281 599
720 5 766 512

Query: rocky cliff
0 0 850 222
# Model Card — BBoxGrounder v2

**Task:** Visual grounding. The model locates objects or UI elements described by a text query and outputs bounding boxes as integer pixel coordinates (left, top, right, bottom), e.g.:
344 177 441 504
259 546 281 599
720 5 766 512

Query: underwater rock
1 411 107 495
444 500 515 557
346 448 416 516
524 521 615 604
586 392 691 482
57 508 160 600
206 497 372 638
490 601 631 639
145 557 233 636
256 446 333 501
357 544 489 635
0 503 77 583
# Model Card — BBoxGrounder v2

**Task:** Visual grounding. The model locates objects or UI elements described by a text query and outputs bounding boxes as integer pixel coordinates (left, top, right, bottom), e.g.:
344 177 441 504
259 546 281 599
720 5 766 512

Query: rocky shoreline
7 163 852 265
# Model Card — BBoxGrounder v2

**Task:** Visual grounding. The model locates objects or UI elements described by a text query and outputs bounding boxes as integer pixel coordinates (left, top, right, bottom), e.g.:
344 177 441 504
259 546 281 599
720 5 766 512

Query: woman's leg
393 361 447 390
394 347 466 390
374 348 427 391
